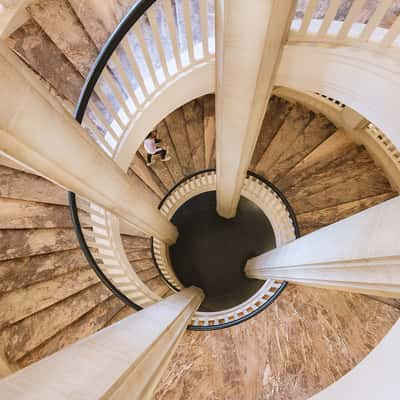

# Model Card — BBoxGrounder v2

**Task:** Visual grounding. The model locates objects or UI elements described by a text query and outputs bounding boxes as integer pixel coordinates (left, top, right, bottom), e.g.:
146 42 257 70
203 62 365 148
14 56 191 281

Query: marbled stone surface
155 285 399 400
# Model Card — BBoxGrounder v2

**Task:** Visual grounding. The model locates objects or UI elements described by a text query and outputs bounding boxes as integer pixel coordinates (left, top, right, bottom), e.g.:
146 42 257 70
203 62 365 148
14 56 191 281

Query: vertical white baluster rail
289 0 400 52
72 0 216 310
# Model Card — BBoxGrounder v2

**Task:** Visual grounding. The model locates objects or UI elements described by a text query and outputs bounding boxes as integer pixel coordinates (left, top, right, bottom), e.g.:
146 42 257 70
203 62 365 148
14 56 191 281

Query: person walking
144 131 171 166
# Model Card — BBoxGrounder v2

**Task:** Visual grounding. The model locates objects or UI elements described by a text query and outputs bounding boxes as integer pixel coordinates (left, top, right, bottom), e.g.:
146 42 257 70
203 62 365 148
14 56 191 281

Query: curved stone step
7 18 83 105
253 99 397 232
0 162 168 375
17 295 127 368
28 0 98 77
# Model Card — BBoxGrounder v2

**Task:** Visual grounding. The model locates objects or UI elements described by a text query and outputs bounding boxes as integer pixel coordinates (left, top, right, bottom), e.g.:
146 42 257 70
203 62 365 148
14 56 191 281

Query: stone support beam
0 43 177 244
245 196 400 298
0 287 204 400
215 0 296 218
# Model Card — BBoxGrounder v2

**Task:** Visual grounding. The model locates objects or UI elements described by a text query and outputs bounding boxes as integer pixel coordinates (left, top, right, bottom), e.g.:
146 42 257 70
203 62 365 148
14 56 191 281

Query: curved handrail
74 0 156 123
68 0 162 313
68 192 143 311
247 171 300 238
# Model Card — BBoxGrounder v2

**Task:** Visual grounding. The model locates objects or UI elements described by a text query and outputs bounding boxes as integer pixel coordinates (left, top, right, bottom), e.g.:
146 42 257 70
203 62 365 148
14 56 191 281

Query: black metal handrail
68 192 143 311
74 0 156 123
69 0 157 312
247 170 300 238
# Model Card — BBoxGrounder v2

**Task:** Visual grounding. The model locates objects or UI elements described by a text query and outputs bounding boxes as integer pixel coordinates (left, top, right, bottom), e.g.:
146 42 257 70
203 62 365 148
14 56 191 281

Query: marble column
0 287 204 400
0 42 178 244
245 196 400 298
215 0 296 218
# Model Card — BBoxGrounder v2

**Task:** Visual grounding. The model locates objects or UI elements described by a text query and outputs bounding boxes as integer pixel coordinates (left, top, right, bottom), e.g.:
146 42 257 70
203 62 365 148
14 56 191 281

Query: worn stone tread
164 107 194 175
0 268 99 330
183 99 205 171
146 276 171 298
104 305 135 328
0 228 81 261
251 95 294 169
129 258 156 273
129 153 166 198
68 0 117 50
156 120 185 184
17 295 125 368
255 103 313 176
285 152 393 214
0 248 88 295
2 283 112 362
28 0 98 76
267 113 336 183
275 129 355 191
121 235 152 251
297 192 397 235
0 165 67 205
7 19 83 104
0 198 89 229
139 146 175 190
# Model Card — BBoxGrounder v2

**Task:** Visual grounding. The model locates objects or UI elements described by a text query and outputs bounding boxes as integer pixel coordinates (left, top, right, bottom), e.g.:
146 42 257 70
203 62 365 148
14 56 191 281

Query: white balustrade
81 0 216 160
290 0 400 51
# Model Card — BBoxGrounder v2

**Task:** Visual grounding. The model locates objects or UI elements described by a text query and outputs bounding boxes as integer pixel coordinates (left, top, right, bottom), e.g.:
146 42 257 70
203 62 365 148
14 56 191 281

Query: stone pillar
0 287 204 400
0 43 178 244
245 196 400 298
215 0 296 218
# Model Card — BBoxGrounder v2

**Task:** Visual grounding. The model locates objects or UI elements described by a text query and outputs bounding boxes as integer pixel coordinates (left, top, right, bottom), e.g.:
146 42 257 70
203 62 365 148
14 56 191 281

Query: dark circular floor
169 191 276 311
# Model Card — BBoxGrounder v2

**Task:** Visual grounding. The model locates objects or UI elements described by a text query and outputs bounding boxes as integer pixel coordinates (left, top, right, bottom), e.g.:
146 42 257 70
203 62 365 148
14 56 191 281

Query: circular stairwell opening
152 170 298 329
169 191 276 311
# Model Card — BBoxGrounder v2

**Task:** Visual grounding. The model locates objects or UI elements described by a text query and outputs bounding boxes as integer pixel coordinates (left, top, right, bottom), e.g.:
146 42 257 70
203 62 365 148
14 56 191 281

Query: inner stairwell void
0 0 400 399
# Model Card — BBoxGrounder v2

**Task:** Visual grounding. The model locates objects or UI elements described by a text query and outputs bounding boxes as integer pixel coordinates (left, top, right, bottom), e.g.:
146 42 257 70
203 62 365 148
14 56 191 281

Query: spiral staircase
1 0 400 399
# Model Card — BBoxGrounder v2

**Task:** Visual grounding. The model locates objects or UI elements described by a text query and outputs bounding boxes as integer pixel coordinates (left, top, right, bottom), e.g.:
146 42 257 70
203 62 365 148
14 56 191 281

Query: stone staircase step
17 295 126 368
275 129 355 191
0 248 87 295
267 113 336 184
68 0 117 50
104 305 135 327
297 192 397 235
285 150 393 214
289 167 393 215
129 153 167 198
1 282 112 363
255 103 314 177
0 268 99 330
0 165 69 206
0 198 89 229
0 228 81 261
7 19 83 104
155 120 185 184
183 99 206 171
28 0 97 77
139 146 175 190
251 95 293 169
165 107 195 175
